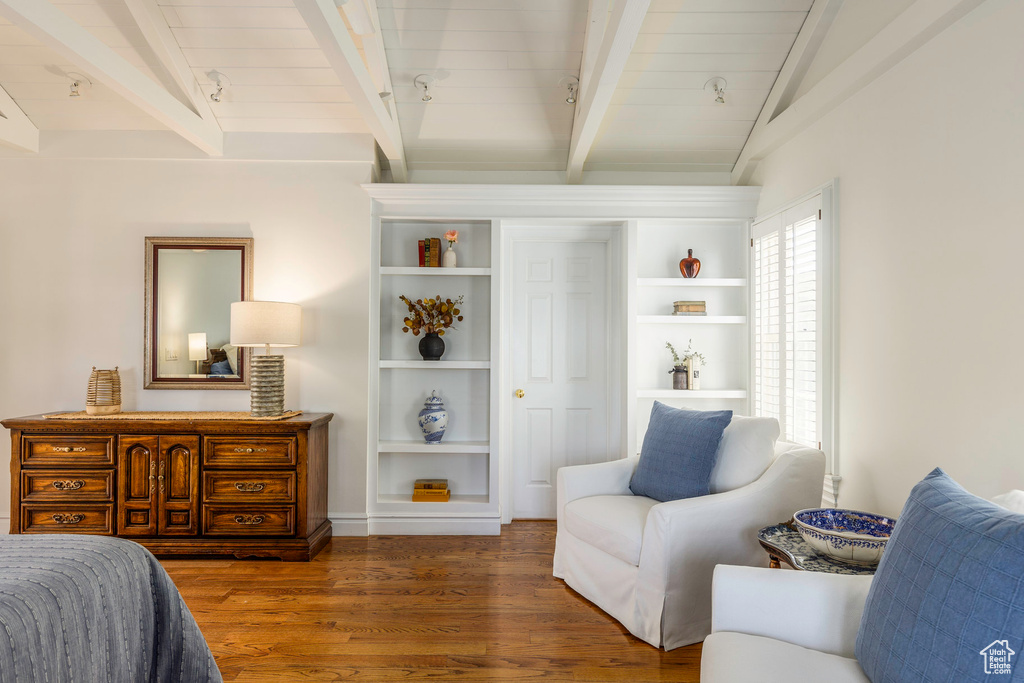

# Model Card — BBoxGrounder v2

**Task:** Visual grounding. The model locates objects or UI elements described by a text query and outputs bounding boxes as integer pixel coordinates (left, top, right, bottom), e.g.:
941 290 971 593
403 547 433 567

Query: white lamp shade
188 333 208 361
230 301 301 348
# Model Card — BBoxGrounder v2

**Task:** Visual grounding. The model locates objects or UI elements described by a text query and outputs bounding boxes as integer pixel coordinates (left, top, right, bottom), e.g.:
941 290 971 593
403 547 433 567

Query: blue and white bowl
793 508 896 565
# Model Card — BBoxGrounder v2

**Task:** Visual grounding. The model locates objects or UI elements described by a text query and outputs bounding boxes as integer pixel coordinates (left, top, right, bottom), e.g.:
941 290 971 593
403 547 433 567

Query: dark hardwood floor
161 521 702 681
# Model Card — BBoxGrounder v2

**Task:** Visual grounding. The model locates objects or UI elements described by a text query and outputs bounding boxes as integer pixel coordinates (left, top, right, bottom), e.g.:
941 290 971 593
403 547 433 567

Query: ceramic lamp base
250 355 286 417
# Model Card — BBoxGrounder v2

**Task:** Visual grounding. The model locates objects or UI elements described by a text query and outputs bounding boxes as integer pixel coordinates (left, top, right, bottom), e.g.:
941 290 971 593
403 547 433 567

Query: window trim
750 179 838 479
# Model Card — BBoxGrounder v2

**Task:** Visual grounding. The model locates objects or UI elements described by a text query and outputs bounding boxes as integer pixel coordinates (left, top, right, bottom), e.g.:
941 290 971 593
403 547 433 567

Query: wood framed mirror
144 237 254 390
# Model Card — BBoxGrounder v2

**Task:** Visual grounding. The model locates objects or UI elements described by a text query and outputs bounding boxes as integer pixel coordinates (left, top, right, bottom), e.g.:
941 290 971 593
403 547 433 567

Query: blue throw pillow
856 468 1024 681
209 359 233 375
629 403 732 502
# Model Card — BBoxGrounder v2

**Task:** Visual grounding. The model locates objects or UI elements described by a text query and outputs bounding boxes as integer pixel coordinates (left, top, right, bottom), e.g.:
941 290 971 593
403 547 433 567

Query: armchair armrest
556 456 638 527
711 565 873 658
631 445 826 648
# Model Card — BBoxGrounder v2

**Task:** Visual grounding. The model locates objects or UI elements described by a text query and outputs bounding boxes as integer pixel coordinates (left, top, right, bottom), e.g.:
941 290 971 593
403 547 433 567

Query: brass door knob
515 389 525 398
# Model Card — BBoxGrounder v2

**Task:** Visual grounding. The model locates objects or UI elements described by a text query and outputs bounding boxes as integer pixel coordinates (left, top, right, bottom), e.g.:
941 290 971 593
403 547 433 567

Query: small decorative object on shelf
419 238 442 267
683 339 706 390
399 294 464 361
679 249 701 278
85 367 121 415
665 343 688 390
412 478 450 502
443 230 458 268
793 508 896 566
417 391 448 444
673 300 707 316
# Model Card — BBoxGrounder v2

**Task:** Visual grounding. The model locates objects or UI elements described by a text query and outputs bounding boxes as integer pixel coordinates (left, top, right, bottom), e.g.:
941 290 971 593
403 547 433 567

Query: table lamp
230 301 301 417
188 332 207 374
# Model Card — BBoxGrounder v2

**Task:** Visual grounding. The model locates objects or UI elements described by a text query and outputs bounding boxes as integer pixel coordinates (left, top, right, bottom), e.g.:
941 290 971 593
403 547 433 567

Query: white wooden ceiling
0 0 815 178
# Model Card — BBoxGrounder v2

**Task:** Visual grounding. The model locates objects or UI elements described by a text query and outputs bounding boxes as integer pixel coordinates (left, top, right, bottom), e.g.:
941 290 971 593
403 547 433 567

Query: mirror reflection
144 237 253 390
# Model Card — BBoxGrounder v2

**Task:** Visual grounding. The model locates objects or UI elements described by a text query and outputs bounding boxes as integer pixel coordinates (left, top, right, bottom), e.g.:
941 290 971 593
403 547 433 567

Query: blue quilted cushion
855 468 1024 681
629 402 732 502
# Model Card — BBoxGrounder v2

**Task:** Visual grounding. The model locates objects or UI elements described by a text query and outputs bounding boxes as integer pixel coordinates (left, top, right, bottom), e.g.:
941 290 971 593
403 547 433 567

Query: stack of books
673 300 707 316
418 238 442 267
412 478 450 502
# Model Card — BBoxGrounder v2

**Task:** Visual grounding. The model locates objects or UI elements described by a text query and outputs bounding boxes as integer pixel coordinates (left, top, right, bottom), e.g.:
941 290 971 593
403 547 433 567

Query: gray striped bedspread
0 535 221 682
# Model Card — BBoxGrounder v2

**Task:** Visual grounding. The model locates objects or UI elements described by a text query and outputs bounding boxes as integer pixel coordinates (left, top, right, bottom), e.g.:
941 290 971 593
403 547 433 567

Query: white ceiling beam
122 0 219 125
566 0 650 184
362 0 395 109
0 84 38 152
295 0 407 182
732 0 985 185
578 0 609 100
0 0 222 156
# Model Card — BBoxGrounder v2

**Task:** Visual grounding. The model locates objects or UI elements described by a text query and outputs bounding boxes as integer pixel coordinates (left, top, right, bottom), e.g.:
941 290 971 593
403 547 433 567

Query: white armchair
702 565 873 682
553 435 825 650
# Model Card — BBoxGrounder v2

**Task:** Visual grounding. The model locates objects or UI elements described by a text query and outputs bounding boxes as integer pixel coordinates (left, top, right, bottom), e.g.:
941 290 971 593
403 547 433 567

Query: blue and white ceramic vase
417 390 448 444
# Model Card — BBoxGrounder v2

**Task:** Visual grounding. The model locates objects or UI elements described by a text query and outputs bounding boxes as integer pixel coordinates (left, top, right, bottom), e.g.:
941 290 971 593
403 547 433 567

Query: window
752 187 836 474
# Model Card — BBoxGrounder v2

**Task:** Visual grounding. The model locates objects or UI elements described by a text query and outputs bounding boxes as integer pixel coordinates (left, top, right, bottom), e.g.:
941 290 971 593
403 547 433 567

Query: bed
0 535 221 682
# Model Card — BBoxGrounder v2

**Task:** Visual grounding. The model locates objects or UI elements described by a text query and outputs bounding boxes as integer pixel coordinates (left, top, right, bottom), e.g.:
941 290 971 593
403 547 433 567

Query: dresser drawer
202 505 295 536
203 471 296 504
22 504 114 534
22 470 115 502
202 436 297 468
21 435 116 468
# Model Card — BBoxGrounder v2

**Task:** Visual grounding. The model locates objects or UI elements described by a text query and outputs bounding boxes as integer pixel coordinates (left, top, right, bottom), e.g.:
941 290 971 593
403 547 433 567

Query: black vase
418 332 445 361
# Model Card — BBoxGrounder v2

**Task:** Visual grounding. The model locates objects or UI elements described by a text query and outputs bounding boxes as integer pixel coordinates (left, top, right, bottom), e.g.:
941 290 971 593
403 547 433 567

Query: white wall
750 0 1024 516
0 157 374 533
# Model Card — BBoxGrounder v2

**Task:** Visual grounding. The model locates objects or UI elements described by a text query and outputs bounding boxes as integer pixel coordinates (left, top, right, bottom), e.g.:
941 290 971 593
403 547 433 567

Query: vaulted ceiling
0 0 820 181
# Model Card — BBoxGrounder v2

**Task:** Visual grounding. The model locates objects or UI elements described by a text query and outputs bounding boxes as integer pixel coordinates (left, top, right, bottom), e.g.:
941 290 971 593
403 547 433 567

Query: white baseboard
330 513 368 537
0 516 9 534
367 514 501 536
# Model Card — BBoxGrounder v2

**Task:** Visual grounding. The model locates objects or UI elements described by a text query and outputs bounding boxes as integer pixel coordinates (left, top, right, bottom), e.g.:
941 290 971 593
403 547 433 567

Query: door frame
498 221 628 523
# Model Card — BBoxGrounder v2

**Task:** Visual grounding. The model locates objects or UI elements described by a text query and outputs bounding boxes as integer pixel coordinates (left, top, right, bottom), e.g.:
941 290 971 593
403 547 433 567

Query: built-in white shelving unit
633 219 752 452
368 211 500 535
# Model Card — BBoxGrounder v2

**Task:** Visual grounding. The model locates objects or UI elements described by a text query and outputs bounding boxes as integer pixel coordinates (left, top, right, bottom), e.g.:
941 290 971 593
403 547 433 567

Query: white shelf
378 440 490 454
637 315 747 324
637 389 748 399
381 267 491 276
637 278 746 287
377 493 490 505
379 360 491 369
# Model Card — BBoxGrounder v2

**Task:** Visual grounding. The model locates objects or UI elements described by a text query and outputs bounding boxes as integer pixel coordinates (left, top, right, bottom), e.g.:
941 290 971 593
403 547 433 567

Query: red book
418 239 425 267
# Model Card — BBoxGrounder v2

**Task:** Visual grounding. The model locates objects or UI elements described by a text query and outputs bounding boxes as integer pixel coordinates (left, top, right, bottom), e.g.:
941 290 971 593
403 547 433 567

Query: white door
510 238 616 519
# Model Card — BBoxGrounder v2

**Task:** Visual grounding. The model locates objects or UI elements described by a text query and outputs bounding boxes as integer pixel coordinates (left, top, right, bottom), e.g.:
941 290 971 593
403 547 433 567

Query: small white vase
443 246 457 268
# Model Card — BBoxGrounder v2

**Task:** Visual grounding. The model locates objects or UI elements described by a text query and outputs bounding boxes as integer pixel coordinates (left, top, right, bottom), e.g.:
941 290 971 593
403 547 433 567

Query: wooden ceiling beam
122 0 219 126
0 0 222 156
0 83 38 153
295 0 408 182
732 0 984 185
566 0 650 184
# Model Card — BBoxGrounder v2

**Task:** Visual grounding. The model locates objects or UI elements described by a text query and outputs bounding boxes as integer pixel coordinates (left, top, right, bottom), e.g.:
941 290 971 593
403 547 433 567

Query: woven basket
86 367 121 415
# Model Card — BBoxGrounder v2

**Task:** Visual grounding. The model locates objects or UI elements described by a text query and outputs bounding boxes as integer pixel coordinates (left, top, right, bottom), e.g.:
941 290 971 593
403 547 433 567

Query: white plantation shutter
753 196 827 451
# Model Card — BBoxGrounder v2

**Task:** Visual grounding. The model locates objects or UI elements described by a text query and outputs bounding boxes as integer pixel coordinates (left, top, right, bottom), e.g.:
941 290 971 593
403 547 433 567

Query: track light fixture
704 77 727 104
564 75 579 105
207 70 230 103
413 74 434 103
67 73 91 98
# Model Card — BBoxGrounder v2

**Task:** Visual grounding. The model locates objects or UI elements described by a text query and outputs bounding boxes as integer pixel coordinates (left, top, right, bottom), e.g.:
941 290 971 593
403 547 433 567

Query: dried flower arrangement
400 294 464 336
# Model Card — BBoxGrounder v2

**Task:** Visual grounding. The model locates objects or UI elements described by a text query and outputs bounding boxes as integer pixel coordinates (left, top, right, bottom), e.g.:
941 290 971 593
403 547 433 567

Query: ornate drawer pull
232 447 269 454
52 446 87 453
235 482 266 493
51 480 85 491
52 513 85 524
234 514 264 525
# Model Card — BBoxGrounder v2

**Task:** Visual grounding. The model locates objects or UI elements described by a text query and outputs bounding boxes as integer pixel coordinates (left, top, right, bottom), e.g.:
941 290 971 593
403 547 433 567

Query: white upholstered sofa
553 417 825 650
702 565 873 682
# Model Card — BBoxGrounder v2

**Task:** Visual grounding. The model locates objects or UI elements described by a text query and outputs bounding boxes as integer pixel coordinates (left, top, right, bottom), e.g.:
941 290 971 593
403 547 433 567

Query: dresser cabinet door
158 436 199 535
118 436 159 535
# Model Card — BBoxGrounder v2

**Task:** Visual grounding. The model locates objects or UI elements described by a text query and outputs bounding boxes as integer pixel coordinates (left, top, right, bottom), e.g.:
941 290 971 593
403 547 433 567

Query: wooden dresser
2 413 332 561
